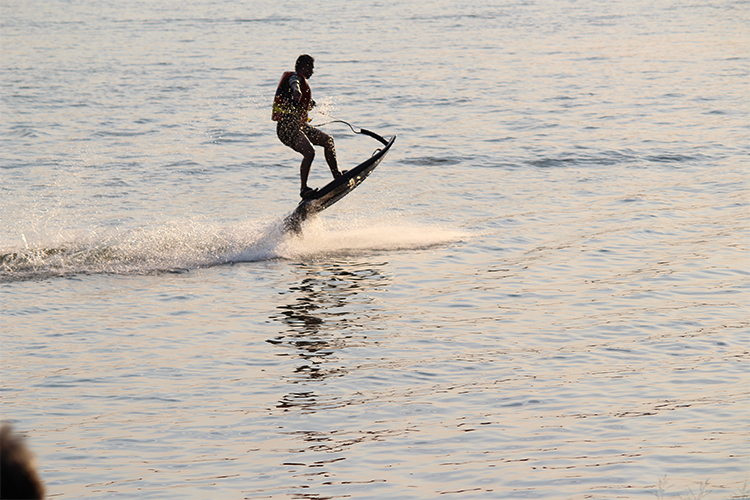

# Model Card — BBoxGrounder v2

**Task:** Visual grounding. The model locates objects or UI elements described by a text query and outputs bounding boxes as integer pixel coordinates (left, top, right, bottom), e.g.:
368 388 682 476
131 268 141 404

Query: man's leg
293 133 315 192
306 127 340 178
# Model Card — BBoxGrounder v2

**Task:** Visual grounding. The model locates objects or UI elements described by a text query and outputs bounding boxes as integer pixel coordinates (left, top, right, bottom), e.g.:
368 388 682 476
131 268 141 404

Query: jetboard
283 131 396 234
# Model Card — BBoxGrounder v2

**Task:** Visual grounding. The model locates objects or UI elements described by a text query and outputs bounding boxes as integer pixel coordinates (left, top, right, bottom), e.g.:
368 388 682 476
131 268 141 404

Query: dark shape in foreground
1 424 45 499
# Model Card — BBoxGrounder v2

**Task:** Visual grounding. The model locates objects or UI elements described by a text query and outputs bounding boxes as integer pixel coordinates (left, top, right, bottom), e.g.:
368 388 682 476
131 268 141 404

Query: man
272 54 342 200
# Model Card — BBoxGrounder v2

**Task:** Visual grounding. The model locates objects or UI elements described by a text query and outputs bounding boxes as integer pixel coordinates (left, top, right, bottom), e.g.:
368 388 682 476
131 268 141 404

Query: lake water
1 0 748 498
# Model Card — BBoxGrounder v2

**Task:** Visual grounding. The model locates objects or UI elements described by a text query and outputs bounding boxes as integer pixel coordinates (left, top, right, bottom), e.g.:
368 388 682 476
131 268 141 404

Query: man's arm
289 74 302 104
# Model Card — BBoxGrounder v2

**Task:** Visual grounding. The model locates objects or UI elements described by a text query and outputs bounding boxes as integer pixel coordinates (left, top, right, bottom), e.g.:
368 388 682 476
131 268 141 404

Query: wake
1 215 464 282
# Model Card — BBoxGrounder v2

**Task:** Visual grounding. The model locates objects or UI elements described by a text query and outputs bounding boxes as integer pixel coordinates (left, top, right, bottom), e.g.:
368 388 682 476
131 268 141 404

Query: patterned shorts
277 119 329 153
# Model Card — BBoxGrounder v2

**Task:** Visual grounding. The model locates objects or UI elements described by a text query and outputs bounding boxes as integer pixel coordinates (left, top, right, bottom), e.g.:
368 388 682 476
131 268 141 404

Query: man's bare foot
300 186 318 200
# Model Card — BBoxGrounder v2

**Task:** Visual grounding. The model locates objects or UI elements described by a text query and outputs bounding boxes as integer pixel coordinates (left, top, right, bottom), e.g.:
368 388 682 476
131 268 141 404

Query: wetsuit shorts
277 119 327 153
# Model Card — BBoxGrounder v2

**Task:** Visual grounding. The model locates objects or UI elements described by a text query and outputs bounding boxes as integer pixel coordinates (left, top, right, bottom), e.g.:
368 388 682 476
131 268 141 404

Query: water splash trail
1 215 465 282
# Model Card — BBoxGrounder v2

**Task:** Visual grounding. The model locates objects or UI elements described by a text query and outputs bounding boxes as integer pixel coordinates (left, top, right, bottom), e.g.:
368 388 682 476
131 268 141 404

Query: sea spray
273 214 467 261
1 218 280 281
1 215 465 281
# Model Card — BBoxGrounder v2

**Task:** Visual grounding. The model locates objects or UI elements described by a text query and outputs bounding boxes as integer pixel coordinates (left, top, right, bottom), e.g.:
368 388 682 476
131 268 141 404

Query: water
1 0 748 498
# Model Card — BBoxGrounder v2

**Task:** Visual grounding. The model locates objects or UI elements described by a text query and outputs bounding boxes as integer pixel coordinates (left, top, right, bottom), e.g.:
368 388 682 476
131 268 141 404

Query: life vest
271 71 312 123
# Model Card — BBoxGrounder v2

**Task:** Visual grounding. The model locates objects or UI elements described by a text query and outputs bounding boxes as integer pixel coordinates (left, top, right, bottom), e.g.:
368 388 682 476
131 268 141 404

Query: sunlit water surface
1 0 748 498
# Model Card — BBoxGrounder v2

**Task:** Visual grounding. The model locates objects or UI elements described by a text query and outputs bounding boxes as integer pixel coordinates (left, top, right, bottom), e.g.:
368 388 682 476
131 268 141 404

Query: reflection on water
271 261 390 333
267 261 400 496
269 261 391 413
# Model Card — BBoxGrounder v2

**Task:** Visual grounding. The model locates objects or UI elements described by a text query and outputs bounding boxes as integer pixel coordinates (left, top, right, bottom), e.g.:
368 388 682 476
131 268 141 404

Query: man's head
295 54 315 78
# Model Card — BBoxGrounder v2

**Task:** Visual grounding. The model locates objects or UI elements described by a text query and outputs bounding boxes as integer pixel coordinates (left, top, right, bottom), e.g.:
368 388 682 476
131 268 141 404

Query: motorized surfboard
283 129 395 234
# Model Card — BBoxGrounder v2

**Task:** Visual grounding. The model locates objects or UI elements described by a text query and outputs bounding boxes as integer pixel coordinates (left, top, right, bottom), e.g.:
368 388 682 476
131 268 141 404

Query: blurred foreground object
1 424 45 499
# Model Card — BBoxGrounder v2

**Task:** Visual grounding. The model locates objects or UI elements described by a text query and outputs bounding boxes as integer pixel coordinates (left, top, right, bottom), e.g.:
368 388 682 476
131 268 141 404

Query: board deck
283 134 396 233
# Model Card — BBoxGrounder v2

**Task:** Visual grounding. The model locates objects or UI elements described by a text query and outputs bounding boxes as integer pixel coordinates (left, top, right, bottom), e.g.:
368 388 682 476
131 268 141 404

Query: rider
272 54 342 199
